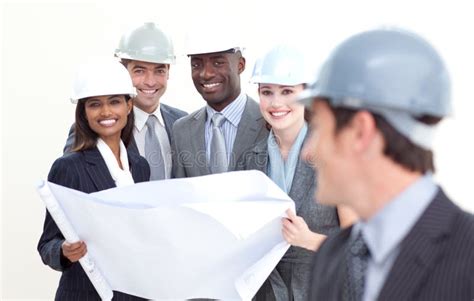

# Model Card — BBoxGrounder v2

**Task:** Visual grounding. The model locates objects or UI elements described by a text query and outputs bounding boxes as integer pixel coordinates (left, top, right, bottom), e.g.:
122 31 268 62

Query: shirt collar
205 92 247 127
353 174 438 263
134 104 164 131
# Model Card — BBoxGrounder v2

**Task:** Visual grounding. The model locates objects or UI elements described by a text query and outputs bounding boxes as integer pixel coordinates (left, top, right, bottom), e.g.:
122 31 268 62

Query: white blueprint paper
40 170 295 300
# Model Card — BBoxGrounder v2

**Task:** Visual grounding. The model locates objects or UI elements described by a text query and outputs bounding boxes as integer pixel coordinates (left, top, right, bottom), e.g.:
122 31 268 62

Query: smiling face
190 51 245 111
125 60 169 113
84 95 132 144
258 83 305 134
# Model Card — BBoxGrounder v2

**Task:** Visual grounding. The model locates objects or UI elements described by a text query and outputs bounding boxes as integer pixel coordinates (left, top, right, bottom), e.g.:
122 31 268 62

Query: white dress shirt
352 174 438 301
204 92 247 164
133 105 172 179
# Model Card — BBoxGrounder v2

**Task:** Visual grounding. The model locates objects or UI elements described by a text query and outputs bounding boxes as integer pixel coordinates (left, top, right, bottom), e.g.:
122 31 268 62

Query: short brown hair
72 95 134 152
119 58 131 68
325 100 440 173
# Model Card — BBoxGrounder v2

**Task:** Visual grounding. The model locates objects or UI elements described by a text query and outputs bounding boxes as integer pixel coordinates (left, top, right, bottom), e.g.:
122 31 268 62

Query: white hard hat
185 24 244 56
251 45 312 86
70 58 136 104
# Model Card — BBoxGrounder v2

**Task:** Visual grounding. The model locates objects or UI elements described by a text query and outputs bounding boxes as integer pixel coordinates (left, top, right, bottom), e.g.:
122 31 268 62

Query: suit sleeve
63 124 75 154
37 157 77 271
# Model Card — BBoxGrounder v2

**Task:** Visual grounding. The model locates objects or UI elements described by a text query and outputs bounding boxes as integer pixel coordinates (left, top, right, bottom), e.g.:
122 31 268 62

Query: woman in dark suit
237 45 357 301
37 59 150 300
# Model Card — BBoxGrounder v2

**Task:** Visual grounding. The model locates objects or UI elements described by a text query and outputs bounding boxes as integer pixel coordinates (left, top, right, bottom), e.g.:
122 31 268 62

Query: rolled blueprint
36 180 113 301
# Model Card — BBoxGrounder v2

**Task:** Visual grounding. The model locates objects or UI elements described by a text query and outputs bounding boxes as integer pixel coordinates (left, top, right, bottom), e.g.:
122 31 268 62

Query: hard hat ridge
298 27 451 149
115 22 176 64
70 57 135 103
251 44 312 86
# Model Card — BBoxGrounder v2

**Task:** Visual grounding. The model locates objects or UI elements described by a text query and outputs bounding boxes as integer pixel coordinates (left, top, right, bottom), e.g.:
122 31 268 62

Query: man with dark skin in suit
172 37 268 177
189 49 245 112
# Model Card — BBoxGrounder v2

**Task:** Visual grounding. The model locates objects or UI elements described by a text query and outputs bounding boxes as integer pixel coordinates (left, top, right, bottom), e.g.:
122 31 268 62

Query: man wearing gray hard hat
115 22 187 180
172 31 268 177
65 23 186 181
298 28 474 300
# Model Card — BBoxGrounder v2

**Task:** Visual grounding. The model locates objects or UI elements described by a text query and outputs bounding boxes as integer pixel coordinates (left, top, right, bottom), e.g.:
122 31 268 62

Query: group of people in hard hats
38 22 474 301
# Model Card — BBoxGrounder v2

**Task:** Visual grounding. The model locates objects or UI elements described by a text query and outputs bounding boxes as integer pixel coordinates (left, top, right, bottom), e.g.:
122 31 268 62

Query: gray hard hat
115 22 176 64
250 45 312 86
298 27 451 149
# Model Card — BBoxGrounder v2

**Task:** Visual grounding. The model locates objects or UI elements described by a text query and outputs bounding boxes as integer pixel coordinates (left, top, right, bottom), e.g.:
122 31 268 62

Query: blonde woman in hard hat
37 58 150 301
237 45 357 301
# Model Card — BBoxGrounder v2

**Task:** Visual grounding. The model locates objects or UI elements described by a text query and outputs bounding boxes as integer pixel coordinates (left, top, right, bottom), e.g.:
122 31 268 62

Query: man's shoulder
161 103 188 119
173 106 206 128
430 189 474 238
451 204 474 244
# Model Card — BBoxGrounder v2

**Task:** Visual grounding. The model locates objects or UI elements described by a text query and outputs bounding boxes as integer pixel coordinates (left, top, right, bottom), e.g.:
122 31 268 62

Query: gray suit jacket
309 189 474 301
236 136 340 301
172 96 268 178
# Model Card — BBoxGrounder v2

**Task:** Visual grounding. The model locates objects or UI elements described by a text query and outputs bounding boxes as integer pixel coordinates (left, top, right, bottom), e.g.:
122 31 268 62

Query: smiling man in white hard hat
65 23 187 180
172 31 268 177
299 28 474 300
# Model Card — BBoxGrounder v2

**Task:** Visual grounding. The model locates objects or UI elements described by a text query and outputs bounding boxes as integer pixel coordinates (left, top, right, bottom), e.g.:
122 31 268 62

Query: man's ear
351 110 378 152
238 56 246 74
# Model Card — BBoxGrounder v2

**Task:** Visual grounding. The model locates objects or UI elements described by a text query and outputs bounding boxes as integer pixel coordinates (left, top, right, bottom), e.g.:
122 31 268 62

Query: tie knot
350 232 370 257
146 115 157 129
211 113 226 128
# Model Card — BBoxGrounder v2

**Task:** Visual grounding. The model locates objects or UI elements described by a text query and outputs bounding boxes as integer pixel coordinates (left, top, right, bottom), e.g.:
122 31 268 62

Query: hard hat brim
186 47 243 57
296 87 320 108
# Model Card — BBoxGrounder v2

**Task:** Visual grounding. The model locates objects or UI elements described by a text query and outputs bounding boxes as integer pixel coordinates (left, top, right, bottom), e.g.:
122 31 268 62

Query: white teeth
141 89 157 94
271 111 289 117
203 83 220 88
99 119 116 126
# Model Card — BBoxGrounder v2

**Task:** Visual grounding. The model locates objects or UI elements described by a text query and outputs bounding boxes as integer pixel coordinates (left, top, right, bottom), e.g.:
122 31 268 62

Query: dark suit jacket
37 147 150 300
309 189 474 301
172 96 269 178
237 136 340 301
63 103 186 178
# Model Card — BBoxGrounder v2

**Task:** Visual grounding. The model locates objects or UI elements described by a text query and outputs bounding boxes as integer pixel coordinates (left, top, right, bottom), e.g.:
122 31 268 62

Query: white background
2 0 473 299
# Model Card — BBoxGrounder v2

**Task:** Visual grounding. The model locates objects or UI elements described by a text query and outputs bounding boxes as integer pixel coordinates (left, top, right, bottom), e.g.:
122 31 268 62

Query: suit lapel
192 108 210 176
160 104 174 143
230 97 264 170
127 149 142 182
83 148 116 191
247 138 268 173
127 136 139 155
288 159 315 213
377 189 456 299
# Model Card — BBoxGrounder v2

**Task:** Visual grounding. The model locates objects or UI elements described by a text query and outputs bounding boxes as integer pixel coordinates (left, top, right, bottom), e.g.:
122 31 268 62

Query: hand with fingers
61 241 87 262
282 209 326 251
